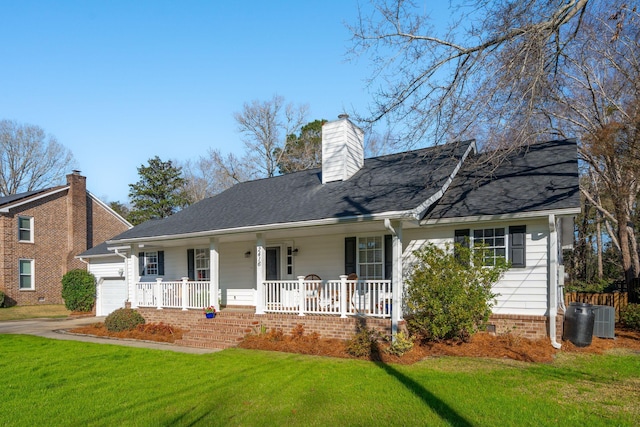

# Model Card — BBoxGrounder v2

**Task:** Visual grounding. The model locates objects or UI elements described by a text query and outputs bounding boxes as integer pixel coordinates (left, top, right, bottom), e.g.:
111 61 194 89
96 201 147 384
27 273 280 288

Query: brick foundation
489 312 564 340
137 307 399 341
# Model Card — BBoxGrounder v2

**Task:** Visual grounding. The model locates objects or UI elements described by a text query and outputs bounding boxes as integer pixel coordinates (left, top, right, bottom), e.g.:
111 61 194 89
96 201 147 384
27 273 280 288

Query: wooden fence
564 292 628 320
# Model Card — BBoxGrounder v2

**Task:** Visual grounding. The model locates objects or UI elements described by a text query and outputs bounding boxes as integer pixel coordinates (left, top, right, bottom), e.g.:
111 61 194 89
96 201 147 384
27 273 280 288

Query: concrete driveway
0 316 217 354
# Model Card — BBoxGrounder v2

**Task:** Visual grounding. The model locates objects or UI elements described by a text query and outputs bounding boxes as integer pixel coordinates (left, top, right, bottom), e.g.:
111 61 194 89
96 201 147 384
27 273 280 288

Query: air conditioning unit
592 305 615 339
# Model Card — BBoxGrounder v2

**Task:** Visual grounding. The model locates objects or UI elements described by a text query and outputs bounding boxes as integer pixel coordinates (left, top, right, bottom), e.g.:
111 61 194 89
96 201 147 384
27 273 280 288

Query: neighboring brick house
0 171 131 306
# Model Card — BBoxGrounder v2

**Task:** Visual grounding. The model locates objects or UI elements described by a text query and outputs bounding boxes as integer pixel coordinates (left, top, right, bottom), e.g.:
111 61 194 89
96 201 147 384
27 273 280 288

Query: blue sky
0 1 439 203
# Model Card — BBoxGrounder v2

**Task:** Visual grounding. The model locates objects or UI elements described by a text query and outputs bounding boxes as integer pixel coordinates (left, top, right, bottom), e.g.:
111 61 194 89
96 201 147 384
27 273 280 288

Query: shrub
385 331 415 356
61 269 96 312
405 243 509 342
104 308 146 332
620 304 640 331
0 290 5 308
346 326 382 358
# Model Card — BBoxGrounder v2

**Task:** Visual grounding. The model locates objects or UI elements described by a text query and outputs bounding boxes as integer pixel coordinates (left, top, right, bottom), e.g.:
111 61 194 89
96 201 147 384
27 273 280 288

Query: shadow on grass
354 317 473 427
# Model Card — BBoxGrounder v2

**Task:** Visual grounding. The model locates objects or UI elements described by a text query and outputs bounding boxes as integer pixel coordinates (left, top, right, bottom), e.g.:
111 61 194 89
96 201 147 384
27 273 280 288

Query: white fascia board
408 140 477 220
420 207 581 226
87 191 133 228
0 186 69 213
106 211 420 246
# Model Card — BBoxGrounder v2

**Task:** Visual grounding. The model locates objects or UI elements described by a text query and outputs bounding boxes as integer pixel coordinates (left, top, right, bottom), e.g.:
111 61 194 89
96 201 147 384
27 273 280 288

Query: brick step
184 331 248 341
175 339 231 350
178 313 259 349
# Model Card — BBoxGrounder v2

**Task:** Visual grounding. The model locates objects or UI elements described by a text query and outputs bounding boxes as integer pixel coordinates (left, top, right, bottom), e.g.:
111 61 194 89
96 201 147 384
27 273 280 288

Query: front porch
133 276 394 319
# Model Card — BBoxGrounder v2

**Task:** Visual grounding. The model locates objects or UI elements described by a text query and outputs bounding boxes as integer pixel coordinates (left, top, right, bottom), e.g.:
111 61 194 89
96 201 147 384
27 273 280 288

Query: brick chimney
321 114 364 184
66 170 87 269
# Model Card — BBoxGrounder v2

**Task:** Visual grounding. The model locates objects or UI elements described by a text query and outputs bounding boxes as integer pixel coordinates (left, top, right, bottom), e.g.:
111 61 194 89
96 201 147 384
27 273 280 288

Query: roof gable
423 139 580 220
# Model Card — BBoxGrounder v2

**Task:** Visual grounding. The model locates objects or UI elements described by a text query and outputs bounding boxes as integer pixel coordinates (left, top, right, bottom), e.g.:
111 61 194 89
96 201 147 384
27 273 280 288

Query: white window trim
143 251 159 276
194 248 210 281
470 227 508 266
19 259 35 290
357 235 385 280
18 216 34 243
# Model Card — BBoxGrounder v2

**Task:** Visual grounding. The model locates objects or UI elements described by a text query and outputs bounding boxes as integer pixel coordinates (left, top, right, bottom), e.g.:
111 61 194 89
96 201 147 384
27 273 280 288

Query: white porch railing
134 276 393 319
262 276 392 318
134 278 213 311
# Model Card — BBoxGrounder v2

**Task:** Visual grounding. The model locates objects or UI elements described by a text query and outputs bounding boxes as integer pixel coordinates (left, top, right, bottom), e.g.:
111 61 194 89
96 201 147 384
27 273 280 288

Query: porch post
298 276 305 316
181 277 188 311
210 238 220 310
255 233 266 314
390 220 403 336
131 248 139 308
339 275 348 318
155 278 163 310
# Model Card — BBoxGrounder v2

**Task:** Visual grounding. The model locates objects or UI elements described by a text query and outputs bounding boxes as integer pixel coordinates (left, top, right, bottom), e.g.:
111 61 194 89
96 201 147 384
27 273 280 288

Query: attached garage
97 277 128 316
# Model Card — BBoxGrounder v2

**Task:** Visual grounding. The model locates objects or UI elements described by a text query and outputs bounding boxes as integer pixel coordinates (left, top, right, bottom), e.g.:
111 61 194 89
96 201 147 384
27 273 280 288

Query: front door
266 247 281 280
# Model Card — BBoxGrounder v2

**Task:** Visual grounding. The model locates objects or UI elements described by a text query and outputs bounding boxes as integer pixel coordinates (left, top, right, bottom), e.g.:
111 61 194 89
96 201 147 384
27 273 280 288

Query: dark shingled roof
108 140 475 241
0 188 56 207
423 139 580 220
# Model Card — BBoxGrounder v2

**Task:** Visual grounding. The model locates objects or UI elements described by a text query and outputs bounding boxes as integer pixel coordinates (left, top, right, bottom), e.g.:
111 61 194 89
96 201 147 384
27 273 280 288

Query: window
195 248 210 280
18 216 33 242
19 259 34 290
473 228 506 266
358 236 383 279
456 225 527 268
138 251 164 276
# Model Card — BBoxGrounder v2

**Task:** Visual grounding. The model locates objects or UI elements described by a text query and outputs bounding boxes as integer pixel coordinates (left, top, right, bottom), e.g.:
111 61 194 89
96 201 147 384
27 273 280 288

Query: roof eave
420 207 581 226
0 186 69 213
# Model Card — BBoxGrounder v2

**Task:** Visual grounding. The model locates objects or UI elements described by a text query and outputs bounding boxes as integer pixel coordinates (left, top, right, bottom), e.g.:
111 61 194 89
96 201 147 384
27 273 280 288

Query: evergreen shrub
405 243 509 342
105 308 146 332
61 269 96 312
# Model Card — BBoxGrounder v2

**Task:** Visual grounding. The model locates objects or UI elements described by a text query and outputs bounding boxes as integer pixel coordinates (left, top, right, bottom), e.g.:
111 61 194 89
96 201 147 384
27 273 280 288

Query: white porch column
255 233 266 314
549 214 562 349
181 277 188 311
155 278 163 310
130 247 139 308
387 220 403 336
339 275 348 318
209 238 220 310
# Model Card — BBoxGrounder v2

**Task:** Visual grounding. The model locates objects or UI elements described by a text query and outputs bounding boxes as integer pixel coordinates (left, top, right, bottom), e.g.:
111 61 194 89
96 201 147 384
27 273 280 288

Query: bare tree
234 95 308 177
181 149 255 203
349 0 590 148
0 120 75 196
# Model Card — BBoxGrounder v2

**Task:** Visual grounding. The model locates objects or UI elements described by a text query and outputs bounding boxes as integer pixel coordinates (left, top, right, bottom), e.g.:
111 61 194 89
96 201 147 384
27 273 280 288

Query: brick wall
488 313 564 340
137 307 399 341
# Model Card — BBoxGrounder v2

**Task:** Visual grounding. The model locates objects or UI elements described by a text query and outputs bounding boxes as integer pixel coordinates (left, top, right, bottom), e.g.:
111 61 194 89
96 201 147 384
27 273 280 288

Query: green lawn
0 335 638 426
0 304 70 321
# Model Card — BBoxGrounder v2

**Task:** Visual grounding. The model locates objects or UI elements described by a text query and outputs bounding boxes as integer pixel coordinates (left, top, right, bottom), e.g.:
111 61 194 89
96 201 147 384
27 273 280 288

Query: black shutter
384 234 392 280
345 237 357 275
509 225 526 268
158 251 165 275
454 229 470 264
138 252 145 276
187 249 195 280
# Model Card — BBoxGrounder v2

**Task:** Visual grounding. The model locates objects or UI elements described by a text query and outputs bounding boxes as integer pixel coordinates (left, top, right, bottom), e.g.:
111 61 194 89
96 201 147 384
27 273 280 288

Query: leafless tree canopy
349 0 590 148
234 95 308 178
0 120 75 196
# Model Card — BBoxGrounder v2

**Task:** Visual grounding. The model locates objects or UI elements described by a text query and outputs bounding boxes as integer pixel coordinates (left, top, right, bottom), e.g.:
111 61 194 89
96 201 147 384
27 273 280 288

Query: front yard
0 334 638 426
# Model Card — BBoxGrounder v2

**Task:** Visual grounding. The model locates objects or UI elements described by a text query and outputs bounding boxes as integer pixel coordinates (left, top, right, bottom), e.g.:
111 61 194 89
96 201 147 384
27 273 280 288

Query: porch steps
176 311 261 350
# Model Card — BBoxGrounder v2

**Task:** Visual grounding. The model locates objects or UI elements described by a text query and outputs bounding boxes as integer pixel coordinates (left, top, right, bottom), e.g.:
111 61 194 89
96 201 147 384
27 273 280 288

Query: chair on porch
303 274 320 309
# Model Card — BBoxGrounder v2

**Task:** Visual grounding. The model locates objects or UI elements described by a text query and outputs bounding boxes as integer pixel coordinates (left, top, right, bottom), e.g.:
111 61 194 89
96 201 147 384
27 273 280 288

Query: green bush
405 243 509 342
61 269 96 312
385 331 414 356
0 290 5 308
105 308 146 332
620 304 640 331
346 326 382 358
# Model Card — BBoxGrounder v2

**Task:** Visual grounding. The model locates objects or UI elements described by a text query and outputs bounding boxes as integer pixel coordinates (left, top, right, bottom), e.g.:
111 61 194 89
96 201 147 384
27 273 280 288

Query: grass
0 304 70 321
0 335 638 426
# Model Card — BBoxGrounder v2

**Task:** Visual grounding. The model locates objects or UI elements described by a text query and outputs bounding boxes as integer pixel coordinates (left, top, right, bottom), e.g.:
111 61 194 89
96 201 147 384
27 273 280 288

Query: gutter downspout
384 219 402 340
548 215 562 349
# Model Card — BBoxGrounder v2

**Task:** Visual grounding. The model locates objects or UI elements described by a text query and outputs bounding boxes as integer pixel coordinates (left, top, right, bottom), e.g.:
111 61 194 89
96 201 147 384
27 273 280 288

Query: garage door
99 278 128 316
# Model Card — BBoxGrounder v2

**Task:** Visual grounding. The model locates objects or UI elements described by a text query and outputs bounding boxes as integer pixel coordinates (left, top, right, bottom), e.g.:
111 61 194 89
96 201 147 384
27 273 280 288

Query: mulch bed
69 321 640 364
